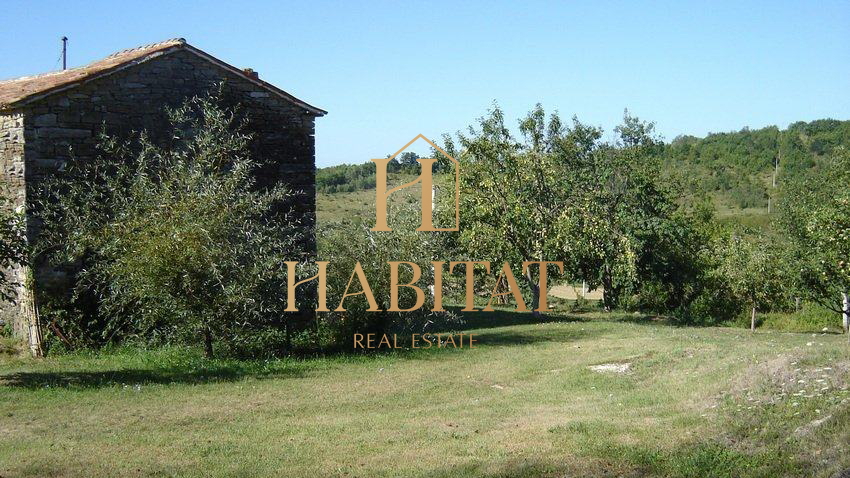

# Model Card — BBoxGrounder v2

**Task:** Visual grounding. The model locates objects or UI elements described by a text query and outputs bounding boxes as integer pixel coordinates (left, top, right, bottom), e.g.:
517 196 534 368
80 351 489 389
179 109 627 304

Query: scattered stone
793 415 832 438
589 363 631 374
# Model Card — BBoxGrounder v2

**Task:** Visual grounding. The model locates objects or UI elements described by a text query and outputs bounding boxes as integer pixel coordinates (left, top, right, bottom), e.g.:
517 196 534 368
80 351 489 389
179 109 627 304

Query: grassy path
1 315 849 477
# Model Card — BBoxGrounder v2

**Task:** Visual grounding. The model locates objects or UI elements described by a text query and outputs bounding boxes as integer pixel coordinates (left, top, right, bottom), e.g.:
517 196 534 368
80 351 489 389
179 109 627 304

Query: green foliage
35 94 312 357
630 202 717 318
664 218 792 325
450 103 573 310
316 205 462 351
451 104 691 312
557 111 683 311
664 119 850 212
732 303 838 333
316 142 453 195
715 233 789 315
316 162 376 193
0 195 27 303
780 149 850 315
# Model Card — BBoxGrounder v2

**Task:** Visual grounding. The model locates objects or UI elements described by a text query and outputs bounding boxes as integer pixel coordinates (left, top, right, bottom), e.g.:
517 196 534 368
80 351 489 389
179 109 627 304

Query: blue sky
1 1 848 167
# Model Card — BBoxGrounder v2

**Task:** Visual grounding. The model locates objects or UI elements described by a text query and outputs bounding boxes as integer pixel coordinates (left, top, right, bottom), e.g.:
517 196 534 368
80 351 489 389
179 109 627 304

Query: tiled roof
0 38 326 116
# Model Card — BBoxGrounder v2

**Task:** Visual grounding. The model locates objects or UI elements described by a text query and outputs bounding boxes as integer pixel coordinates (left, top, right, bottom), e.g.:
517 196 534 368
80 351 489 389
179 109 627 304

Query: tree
781 150 850 333
451 105 688 313
556 111 680 310
716 234 787 330
398 151 420 167
36 94 312 357
452 104 571 313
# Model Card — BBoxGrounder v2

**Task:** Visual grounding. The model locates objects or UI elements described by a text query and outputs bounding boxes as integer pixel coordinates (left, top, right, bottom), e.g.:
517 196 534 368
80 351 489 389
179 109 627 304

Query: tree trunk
842 292 849 335
751 307 757 332
602 266 614 312
496 275 510 305
285 321 291 355
524 268 541 317
203 327 214 358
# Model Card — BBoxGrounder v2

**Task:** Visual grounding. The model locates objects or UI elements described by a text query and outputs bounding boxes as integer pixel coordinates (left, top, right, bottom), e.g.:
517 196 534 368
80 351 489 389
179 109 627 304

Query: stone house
0 38 325 353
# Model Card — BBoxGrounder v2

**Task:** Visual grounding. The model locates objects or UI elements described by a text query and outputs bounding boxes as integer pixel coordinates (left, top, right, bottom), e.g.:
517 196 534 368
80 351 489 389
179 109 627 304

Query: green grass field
318 173 460 224
317 173 419 223
2 310 849 477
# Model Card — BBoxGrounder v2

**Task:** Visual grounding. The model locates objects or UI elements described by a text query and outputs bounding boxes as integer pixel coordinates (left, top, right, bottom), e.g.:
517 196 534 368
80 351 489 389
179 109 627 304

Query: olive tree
36 94 311 357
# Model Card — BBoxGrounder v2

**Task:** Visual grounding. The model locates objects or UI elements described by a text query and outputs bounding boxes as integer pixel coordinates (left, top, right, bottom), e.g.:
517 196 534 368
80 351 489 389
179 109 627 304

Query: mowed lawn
1 313 849 477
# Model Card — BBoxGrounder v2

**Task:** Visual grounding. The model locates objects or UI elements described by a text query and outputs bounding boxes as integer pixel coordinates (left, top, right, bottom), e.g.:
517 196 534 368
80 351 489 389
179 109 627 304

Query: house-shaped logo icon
370 134 460 232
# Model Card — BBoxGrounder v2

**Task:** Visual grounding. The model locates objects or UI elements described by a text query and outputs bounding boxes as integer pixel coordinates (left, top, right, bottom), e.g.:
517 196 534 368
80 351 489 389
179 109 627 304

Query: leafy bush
35 94 313 357
732 303 838 333
315 205 462 351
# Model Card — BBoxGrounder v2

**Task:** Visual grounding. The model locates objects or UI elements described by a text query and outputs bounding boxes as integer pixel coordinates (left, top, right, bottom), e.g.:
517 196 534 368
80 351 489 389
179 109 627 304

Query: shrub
35 93 313 357
315 205 462 351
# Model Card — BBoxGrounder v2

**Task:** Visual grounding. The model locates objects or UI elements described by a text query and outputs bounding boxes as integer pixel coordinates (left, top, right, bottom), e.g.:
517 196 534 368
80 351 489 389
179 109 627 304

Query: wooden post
774 139 780 188
429 185 436 302
21 266 43 357
751 307 756 332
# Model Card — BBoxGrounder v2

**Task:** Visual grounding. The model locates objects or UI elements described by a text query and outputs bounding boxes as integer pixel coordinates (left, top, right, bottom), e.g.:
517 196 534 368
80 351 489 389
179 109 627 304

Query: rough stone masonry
0 38 325 352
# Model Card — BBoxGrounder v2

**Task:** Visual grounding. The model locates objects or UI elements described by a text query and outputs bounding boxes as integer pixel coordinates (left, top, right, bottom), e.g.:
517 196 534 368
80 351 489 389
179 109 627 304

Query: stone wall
2 49 319 336
22 49 317 220
0 112 26 208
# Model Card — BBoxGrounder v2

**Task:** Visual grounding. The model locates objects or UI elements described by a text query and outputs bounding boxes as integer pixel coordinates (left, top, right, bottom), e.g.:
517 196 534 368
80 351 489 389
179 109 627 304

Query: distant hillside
317 119 850 226
664 119 850 210
316 152 444 194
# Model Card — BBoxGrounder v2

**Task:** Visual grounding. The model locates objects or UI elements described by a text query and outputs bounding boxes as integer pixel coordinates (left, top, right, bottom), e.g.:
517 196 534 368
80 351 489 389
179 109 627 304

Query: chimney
243 68 259 80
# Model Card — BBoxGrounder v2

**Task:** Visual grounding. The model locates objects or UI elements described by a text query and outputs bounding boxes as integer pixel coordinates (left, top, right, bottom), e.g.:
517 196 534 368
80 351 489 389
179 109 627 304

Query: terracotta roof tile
0 39 185 109
0 38 325 116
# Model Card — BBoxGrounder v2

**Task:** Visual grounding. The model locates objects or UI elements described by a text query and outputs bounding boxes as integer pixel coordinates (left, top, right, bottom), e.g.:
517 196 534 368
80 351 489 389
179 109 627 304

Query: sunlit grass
2 311 848 477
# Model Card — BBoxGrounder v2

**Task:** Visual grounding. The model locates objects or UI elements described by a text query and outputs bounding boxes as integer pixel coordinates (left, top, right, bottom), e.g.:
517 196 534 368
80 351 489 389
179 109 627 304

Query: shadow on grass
0 309 638 391
0 360 313 390
376 307 605 354
421 441 794 478
440 306 587 331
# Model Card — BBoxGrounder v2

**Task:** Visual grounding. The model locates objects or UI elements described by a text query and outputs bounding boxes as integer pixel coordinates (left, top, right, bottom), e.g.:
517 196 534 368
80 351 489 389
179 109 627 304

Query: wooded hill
318 118 850 217
664 118 850 211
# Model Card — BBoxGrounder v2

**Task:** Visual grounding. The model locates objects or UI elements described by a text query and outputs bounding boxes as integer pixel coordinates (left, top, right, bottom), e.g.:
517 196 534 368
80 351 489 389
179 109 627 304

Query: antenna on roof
61 36 68 70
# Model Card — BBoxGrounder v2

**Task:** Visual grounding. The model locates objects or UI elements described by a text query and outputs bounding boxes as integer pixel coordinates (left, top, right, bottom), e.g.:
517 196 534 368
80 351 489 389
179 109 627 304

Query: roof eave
1 43 327 117
181 44 326 117
0 47 183 112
